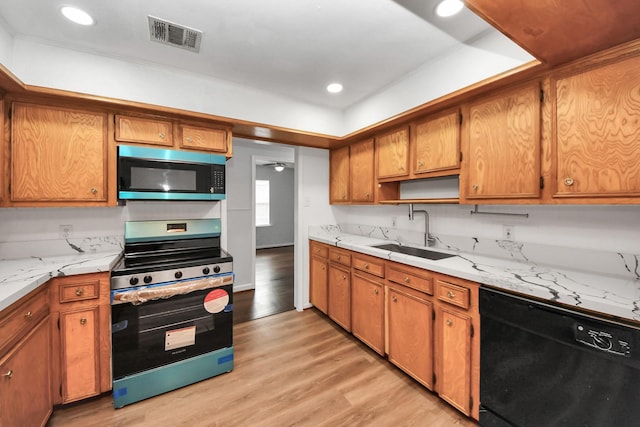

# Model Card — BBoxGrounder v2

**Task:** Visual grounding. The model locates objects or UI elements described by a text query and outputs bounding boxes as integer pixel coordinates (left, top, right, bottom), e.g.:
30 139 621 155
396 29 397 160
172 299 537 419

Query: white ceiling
0 0 500 110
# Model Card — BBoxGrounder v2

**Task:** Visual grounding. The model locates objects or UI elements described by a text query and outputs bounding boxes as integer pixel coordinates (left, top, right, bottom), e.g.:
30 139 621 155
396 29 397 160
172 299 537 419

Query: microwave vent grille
147 16 202 53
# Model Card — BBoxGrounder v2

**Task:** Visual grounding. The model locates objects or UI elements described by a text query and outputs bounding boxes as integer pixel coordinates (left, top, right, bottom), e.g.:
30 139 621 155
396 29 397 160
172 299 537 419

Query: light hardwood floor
47 308 477 427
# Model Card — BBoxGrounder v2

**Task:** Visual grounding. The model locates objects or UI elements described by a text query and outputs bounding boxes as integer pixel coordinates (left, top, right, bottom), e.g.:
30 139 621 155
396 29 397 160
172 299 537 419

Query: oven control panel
575 323 632 357
111 261 233 290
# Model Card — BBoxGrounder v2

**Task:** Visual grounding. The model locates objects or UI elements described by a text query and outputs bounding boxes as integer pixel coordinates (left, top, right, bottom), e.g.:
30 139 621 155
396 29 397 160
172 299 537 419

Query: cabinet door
0 316 51 427
376 126 409 179
387 288 433 389
115 114 173 146
349 138 375 202
436 306 472 415
351 274 384 355
310 256 328 314
11 103 108 202
330 146 350 203
554 55 640 197
60 307 100 403
328 265 351 331
465 84 541 199
180 124 229 153
413 110 460 175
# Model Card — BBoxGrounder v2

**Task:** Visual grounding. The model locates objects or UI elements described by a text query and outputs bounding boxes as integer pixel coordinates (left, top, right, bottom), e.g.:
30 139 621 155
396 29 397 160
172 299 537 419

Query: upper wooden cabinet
329 145 350 203
462 83 541 200
11 103 109 204
115 114 173 146
349 138 375 203
376 126 409 180
179 123 230 153
552 53 640 199
412 110 461 177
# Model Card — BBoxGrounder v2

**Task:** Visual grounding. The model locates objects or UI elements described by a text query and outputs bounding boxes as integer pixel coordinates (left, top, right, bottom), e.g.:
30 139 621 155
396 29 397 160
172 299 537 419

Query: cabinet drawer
329 248 351 267
0 287 49 355
59 280 100 303
352 255 384 278
310 242 329 258
436 280 470 310
387 265 433 295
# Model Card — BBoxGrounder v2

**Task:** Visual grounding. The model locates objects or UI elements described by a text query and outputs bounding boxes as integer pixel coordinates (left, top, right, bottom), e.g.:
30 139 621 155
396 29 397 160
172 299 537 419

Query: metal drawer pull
392 296 398 302
3 370 13 378
374 288 379 295
447 291 456 299
80 318 87 325
446 319 453 327
342 275 346 280
564 177 574 186
24 311 32 319
159 132 165 139
76 288 84 296
91 187 98 194
186 137 193 143
364 263 369 269
337 255 341 260
404 276 410 283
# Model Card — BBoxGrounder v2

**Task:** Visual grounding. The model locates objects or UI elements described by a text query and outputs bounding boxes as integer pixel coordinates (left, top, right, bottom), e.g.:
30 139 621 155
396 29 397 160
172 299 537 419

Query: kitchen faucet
408 203 435 247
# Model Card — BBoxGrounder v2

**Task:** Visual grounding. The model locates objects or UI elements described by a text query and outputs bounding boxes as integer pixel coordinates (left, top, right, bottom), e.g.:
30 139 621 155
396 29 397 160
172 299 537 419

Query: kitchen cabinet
462 83 541 200
351 254 385 355
179 122 230 154
349 138 375 203
329 145 350 203
553 53 640 199
412 110 461 176
434 276 479 418
327 248 351 331
115 114 173 146
387 284 433 390
309 241 330 314
49 273 111 404
0 286 51 427
11 102 108 204
376 126 410 180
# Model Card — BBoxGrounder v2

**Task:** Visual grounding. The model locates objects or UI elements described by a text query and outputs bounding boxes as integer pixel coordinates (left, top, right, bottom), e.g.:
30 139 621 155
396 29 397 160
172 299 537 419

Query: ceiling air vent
147 16 202 53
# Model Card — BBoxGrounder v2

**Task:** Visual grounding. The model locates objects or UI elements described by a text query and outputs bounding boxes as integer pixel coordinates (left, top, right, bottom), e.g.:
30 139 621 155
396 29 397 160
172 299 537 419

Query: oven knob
213 265 221 274
129 277 139 286
143 275 153 284
202 267 211 275
175 271 183 279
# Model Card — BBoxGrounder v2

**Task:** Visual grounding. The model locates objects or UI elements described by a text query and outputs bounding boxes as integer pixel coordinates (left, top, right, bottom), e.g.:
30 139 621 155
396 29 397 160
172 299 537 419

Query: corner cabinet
0 286 52 427
11 102 110 205
552 53 640 199
49 273 111 404
461 83 542 201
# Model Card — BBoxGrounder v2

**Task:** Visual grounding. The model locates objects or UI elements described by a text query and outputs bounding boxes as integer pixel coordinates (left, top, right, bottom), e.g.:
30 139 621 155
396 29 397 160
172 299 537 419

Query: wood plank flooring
234 246 295 324
47 309 477 427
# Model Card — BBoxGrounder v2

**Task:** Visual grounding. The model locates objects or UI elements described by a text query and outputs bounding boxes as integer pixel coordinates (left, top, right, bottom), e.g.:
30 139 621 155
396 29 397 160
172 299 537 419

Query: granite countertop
309 228 640 325
0 251 122 312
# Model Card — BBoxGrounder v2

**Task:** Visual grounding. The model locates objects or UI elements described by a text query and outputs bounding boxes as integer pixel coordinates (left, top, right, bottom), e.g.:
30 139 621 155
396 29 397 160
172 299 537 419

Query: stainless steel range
110 218 233 408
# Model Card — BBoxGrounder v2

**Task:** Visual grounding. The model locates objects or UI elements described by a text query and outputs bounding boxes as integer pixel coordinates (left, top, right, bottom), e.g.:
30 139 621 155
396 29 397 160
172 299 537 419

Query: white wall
256 165 294 249
0 20 13 69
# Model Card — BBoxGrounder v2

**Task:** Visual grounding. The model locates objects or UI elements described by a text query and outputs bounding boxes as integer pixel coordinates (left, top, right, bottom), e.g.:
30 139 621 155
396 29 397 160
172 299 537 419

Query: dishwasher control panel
575 323 632 357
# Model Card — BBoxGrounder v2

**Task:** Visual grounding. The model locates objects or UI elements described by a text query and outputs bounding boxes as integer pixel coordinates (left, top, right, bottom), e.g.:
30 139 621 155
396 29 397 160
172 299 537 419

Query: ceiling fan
259 161 288 172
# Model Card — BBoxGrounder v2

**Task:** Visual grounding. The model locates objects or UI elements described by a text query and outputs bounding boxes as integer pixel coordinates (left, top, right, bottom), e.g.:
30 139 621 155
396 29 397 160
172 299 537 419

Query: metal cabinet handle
418 160 424 167
91 187 98 194
80 318 87 325
392 295 398 302
374 288 379 295
3 370 13 378
447 291 456 299
24 311 32 319
159 132 165 139
76 288 84 296
403 276 410 283
446 319 453 327
321 266 325 271
186 137 193 143
564 177 574 186
364 263 369 269
472 184 479 191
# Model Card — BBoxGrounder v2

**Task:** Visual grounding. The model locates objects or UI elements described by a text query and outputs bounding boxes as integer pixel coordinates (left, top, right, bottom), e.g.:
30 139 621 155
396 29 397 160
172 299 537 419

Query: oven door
111 275 233 380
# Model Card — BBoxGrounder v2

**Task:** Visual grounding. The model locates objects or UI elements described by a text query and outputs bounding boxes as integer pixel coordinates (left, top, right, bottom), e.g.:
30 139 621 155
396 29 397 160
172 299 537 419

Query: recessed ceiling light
435 0 464 18
61 6 95 26
326 83 343 94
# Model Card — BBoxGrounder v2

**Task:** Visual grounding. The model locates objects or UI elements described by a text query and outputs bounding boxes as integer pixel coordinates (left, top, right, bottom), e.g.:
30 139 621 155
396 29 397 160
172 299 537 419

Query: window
255 179 270 226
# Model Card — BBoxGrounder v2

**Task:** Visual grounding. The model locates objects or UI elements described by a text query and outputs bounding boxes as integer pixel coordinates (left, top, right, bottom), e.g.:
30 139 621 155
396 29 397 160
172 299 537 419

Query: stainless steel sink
371 243 455 260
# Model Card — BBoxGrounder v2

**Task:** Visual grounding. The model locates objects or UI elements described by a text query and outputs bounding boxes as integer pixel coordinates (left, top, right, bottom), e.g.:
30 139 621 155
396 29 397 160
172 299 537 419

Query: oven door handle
111 273 233 305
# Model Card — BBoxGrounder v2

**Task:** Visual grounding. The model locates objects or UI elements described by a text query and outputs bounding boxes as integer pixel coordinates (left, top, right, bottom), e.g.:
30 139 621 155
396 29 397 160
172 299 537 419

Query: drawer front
310 242 329 258
115 115 173 146
329 249 351 267
59 280 100 303
436 280 470 310
0 287 49 354
352 255 384 278
387 266 433 295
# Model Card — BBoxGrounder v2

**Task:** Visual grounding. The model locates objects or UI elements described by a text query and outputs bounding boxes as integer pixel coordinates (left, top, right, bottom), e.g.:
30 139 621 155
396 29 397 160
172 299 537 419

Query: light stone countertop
309 227 640 325
0 251 122 312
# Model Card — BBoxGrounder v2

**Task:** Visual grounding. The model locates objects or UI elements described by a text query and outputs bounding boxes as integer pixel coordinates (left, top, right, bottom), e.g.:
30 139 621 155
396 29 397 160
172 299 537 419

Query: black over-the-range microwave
117 145 226 201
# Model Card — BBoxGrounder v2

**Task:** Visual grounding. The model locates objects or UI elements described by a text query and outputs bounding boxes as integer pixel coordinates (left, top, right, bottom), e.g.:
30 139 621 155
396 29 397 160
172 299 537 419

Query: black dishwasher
479 287 640 427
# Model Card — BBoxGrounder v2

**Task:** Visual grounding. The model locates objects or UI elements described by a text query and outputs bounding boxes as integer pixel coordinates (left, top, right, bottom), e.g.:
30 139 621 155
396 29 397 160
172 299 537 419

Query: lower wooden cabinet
50 273 111 404
328 264 351 331
351 272 384 355
309 241 329 314
387 285 434 389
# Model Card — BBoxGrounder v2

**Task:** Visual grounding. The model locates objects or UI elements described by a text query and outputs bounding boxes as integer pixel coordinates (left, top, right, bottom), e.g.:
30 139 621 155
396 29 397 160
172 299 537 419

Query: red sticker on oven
204 288 229 313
